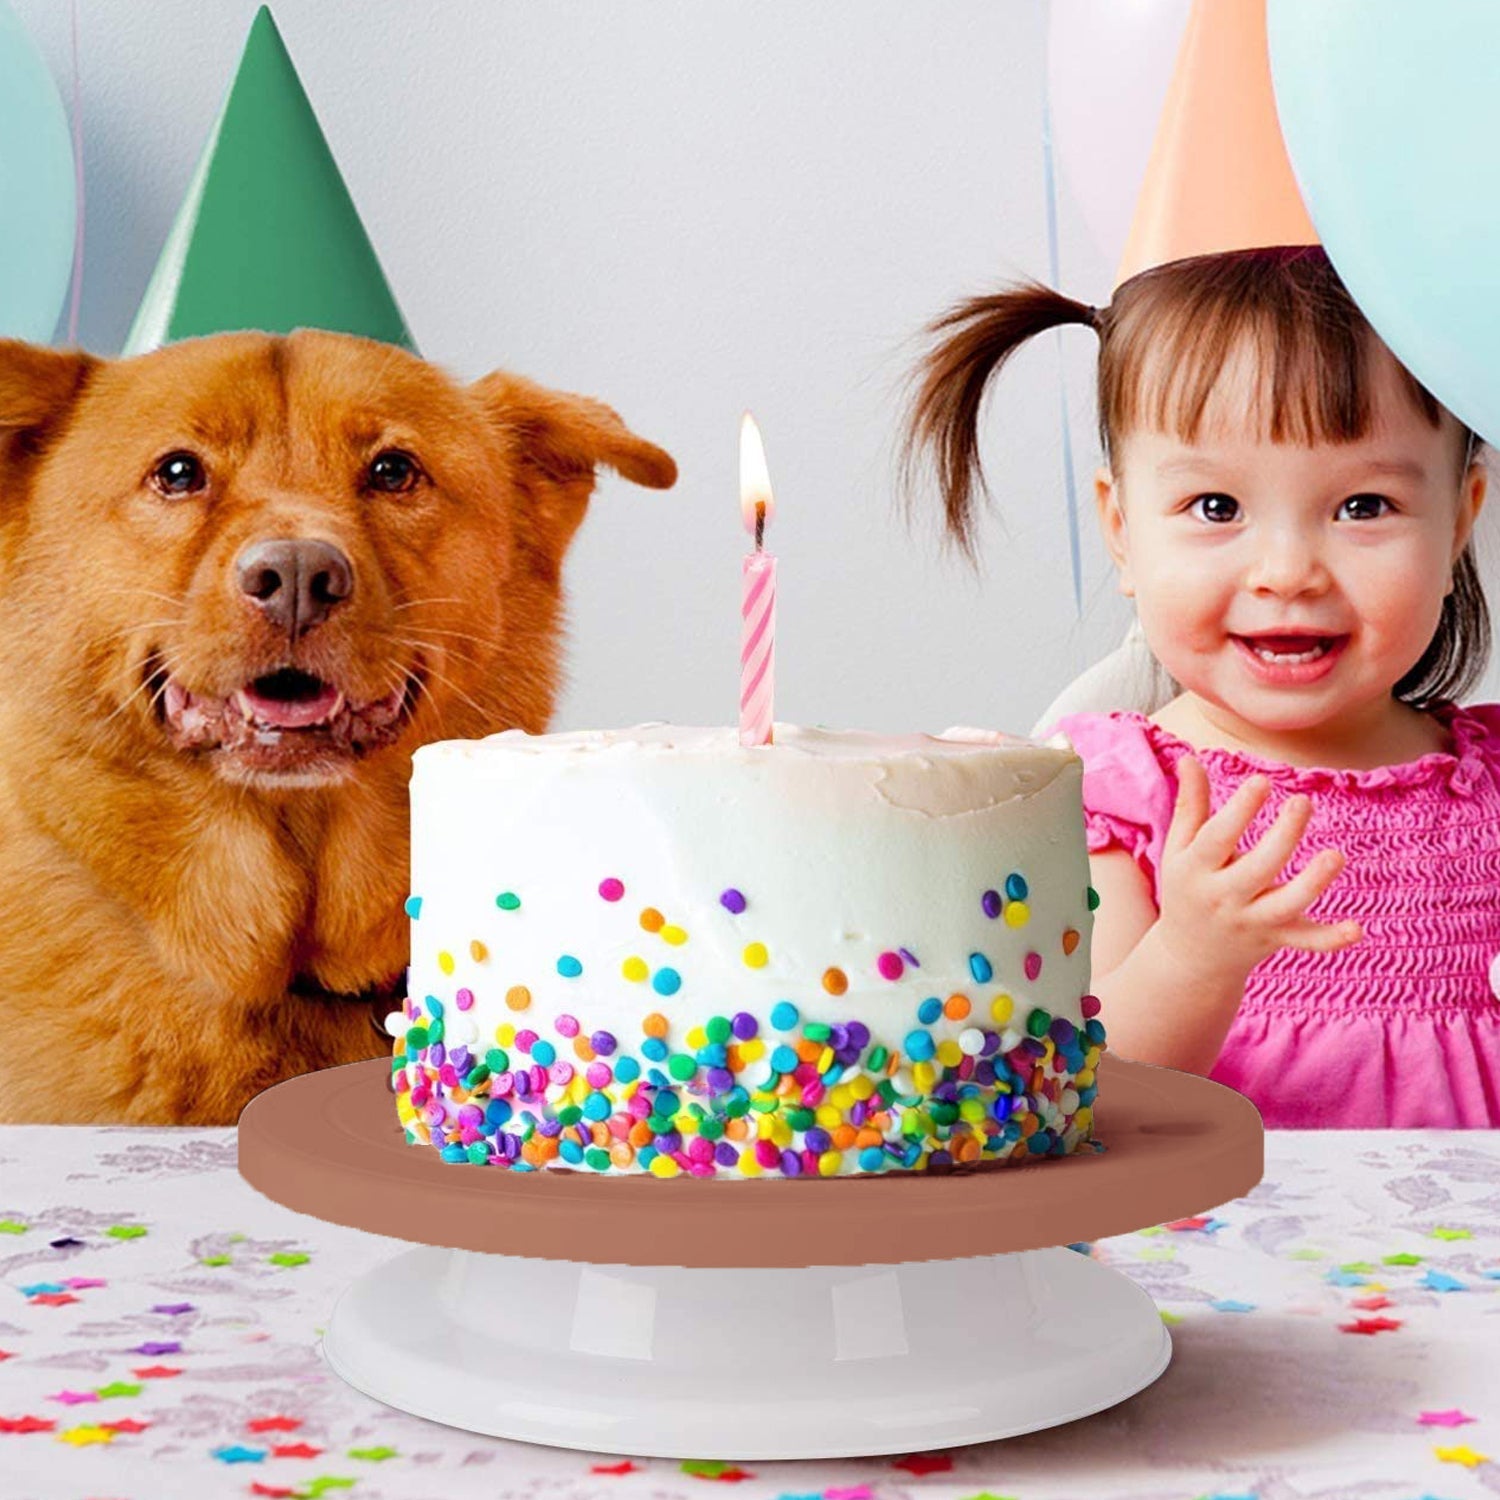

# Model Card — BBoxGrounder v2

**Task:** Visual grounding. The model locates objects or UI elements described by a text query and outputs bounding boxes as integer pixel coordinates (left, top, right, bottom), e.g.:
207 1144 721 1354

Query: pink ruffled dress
1050 703 1500 1128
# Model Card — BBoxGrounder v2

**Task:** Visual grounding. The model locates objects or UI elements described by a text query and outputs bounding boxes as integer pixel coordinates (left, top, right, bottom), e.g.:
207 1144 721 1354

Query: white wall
14 0 1498 732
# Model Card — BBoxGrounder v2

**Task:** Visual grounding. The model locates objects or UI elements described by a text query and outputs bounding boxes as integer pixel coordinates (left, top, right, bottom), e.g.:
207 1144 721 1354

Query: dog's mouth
148 656 423 780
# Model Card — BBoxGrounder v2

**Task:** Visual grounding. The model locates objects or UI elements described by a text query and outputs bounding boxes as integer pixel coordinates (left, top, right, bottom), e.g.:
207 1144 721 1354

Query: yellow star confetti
1435 1445 1489 1468
57 1424 115 1446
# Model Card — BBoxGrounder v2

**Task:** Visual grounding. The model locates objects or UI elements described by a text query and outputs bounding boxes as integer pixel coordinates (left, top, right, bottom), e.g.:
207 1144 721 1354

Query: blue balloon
1268 0 1500 440
0 0 75 342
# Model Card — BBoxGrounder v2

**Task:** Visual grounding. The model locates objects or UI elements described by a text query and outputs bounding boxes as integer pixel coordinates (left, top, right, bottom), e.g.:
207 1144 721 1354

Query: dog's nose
235 539 353 639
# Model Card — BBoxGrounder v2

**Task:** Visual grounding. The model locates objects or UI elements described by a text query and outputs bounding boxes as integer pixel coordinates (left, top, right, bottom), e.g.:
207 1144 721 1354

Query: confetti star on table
348 1445 397 1461
247 1416 302 1433
591 1460 639 1475
1351 1294 1393 1310
94 1382 142 1400
0 1415 56 1433
1340 1315 1403 1334
273 1442 323 1459
212 1443 267 1463
46 1390 98 1405
1211 1299 1256 1313
0 1220 26 1234
20 1282 66 1297
62 1277 106 1290
302 1479 356 1496
1421 1270 1467 1292
29 1292 79 1307
58 1424 115 1446
132 1341 180 1356
1339 1261 1378 1274
104 1225 147 1240
150 1302 195 1315
268 1251 310 1267
0 1350 15 1362
681 1460 756 1481
1430 1226 1472 1241
1420 1410 1478 1428
1289 1248 1324 1260
200 1253 232 1266
1325 1268 1369 1287
1435 1445 1489 1468
101 1418 151 1434
893 1453 955 1475
1159 1309 1183 1325
132 1365 182 1379
825 1487 875 1500
1165 1216 1212 1231
1383 1251 1423 1266
250 1486 297 1499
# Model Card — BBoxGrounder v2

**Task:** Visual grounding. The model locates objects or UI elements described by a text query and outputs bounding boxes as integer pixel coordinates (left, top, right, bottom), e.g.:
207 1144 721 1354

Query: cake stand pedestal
239 1056 1262 1460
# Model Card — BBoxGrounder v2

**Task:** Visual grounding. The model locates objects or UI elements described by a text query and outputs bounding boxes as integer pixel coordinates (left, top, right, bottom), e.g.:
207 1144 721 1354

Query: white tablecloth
1 1125 1498 1500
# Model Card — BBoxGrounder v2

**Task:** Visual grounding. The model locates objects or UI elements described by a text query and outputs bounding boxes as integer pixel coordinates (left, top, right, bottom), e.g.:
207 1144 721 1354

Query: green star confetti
105 1225 147 1240
347 1446 397 1462
1431 1227 1473 1241
269 1252 310 1267
1383 1252 1423 1266
94 1382 142 1400
0 1220 27 1235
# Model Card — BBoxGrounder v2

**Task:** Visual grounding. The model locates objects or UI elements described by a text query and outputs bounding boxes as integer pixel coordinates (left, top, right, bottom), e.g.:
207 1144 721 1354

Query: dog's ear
471 371 677 558
0 339 95 445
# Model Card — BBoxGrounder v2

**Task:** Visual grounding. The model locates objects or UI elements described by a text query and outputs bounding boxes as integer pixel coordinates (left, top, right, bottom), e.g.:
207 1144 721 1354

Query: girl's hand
1153 756 1363 981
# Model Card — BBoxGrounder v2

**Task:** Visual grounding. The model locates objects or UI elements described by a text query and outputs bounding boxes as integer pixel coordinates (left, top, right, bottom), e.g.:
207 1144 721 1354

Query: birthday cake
388 723 1105 1176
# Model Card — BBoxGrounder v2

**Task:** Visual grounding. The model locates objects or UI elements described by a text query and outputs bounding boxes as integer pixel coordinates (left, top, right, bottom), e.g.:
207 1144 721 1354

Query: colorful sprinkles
393 868 1104 1178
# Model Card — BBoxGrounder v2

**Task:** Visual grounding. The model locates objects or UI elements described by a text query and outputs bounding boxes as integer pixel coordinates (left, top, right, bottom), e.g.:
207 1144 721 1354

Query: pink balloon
1046 0 1192 277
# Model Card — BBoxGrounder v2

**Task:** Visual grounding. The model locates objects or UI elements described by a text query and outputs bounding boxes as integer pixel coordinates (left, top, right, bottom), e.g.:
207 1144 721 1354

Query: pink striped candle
739 413 776 747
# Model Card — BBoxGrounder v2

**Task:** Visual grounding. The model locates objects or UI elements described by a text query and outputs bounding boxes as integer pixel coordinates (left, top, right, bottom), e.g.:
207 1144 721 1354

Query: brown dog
0 330 676 1124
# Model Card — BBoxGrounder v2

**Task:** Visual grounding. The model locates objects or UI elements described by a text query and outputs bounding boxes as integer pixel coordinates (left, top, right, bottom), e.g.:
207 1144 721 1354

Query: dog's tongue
235 680 343 729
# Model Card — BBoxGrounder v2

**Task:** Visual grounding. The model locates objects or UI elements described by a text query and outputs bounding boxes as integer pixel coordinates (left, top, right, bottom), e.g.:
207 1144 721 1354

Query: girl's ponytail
903 284 1099 557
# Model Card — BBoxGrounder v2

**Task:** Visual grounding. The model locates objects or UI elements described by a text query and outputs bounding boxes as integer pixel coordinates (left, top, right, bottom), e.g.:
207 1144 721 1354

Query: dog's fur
0 331 675 1124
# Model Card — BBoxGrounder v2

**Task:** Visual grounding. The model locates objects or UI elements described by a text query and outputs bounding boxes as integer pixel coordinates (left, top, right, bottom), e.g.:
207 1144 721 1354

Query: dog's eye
367 449 423 494
151 451 206 497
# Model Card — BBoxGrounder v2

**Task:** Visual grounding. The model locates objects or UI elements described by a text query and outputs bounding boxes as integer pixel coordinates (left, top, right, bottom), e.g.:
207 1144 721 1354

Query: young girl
906 246 1500 1128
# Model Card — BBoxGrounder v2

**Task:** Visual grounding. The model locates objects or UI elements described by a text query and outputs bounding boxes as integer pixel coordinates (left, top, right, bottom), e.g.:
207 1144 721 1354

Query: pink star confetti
0 1351 14 1362
46 1391 98 1406
61 1278 106 1290
826 1489 875 1500
1420 1410 1478 1428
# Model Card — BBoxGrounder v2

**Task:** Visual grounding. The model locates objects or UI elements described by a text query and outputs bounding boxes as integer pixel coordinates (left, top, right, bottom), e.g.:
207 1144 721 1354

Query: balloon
1268 0 1500 442
0 0 75 343
1045 0 1192 274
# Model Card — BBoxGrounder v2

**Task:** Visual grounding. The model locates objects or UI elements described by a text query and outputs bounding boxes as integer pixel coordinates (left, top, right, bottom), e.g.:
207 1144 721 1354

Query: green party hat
124 5 414 355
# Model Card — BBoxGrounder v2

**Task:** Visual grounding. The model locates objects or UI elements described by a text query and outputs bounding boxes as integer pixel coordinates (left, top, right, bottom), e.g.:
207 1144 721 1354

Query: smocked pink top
1051 703 1500 1128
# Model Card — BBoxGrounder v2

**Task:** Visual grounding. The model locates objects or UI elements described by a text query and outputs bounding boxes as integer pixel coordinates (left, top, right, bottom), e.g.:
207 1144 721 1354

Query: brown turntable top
237 1055 1262 1267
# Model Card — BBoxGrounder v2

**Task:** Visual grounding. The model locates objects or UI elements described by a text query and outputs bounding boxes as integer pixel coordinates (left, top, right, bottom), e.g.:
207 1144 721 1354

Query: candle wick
754 501 765 552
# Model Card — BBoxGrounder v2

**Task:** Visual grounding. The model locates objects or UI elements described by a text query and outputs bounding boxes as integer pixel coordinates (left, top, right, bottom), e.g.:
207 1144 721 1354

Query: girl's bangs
1101 249 1441 455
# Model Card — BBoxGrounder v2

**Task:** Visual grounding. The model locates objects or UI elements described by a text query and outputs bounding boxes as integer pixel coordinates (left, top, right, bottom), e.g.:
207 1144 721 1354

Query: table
1 1125 1497 1500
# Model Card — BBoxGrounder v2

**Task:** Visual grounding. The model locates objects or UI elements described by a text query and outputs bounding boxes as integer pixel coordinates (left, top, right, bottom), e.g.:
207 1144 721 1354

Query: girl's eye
1337 492 1392 521
151 450 206 497
367 449 424 494
1188 492 1240 524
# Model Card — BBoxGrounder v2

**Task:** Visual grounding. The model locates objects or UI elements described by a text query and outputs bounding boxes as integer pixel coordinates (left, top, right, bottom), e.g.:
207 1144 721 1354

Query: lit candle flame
739 412 776 540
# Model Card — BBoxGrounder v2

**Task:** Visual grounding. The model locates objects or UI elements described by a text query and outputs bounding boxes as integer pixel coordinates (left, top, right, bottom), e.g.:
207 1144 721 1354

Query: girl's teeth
1249 640 1331 665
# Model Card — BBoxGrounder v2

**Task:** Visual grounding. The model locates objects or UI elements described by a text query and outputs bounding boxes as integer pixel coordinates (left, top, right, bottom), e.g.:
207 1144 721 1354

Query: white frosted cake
389 723 1105 1177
